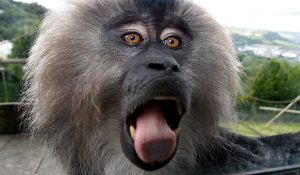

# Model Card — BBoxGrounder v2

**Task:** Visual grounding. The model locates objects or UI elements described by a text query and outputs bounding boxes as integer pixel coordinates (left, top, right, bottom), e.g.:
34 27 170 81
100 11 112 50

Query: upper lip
130 95 183 115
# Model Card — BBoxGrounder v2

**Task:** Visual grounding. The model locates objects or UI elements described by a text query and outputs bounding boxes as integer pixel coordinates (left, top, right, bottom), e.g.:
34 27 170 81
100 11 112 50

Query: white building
0 40 13 59
281 52 297 58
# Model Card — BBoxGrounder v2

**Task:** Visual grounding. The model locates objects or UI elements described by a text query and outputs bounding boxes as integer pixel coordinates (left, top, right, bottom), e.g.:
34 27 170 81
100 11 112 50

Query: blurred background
0 0 299 136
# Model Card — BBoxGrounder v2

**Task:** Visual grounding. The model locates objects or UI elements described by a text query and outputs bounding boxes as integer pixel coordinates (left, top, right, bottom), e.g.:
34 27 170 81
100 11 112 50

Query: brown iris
123 33 142 44
164 37 180 48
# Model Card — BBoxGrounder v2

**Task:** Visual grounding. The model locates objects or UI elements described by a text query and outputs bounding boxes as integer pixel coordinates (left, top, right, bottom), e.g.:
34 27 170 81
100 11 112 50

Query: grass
236 122 300 137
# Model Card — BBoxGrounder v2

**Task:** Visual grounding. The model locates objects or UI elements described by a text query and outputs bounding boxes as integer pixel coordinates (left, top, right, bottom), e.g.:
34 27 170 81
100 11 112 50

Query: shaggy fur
23 0 300 174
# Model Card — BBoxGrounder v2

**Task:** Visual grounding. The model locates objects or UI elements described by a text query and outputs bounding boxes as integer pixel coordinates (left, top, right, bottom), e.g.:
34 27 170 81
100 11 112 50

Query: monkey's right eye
122 33 144 44
163 36 181 49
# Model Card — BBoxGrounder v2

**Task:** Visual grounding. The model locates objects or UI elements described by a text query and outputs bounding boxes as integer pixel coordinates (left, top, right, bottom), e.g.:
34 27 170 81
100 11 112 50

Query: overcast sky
16 0 300 32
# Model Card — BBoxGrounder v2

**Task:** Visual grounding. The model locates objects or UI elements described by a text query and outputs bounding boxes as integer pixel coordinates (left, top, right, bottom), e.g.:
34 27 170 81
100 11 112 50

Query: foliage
237 52 268 94
285 64 300 98
8 23 39 58
253 59 289 101
237 52 300 102
238 52 268 77
252 58 300 101
237 53 300 124
0 0 46 40
0 0 46 102
0 64 23 102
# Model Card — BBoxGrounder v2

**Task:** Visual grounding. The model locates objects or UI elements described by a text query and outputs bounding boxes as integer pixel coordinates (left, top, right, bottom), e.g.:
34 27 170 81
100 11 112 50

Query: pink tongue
134 100 176 164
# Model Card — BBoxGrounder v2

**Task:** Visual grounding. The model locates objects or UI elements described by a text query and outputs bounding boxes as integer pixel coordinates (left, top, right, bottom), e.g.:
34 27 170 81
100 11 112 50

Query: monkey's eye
163 37 180 48
122 33 143 44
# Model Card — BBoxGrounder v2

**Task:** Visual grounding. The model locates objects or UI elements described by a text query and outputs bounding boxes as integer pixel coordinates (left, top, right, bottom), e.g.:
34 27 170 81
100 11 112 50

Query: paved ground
0 134 65 175
1 134 300 175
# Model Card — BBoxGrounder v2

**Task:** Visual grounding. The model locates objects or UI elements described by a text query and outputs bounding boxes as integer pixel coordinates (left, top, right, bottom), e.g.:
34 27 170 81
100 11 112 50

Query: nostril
171 65 179 72
148 63 166 71
148 62 180 72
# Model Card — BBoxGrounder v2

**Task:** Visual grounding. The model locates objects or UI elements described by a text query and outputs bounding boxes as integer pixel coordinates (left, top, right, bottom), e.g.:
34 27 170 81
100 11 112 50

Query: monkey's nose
148 62 179 72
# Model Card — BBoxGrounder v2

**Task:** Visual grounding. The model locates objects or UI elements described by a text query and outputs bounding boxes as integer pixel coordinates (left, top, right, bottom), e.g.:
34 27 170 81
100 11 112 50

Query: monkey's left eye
163 37 180 48
122 33 144 44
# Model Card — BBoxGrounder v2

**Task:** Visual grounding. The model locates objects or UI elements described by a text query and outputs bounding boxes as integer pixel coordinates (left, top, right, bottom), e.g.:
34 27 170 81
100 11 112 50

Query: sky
14 0 300 32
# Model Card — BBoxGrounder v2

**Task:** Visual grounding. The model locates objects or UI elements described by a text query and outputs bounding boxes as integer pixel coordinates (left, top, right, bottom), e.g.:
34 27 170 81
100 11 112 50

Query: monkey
22 0 300 174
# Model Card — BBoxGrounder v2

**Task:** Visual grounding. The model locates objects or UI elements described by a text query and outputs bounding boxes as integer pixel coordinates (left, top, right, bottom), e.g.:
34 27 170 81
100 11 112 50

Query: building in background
0 41 13 59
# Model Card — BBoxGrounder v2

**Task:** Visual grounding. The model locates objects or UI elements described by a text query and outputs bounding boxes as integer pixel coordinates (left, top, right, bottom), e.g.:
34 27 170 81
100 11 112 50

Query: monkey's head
24 0 240 173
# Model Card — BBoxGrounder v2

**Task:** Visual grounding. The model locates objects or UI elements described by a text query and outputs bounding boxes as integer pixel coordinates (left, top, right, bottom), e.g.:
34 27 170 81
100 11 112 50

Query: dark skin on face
106 15 191 170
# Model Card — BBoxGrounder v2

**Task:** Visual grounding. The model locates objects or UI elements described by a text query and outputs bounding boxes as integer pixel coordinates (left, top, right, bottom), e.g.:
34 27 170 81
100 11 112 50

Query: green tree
0 0 45 102
252 59 290 101
0 64 23 102
9 24 38 58
0 0 46 40
285 65 300 99
0 24 39 102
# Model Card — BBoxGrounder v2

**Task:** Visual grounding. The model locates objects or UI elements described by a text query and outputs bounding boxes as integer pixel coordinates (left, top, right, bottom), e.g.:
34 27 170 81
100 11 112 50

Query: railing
0 58 26 133
0 58 26 102
237 95 300 137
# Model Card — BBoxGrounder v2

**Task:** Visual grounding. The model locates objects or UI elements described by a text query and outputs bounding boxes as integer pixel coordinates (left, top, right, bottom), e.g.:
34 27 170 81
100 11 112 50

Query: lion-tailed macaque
23 0 300 174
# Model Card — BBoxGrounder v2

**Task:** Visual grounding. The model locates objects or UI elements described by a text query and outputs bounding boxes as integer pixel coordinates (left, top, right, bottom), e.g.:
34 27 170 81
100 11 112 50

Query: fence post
1 68 8 102
263 95 300 128
251 99 257 121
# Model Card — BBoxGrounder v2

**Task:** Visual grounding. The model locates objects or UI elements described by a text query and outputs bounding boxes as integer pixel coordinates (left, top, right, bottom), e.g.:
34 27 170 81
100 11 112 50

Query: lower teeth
174 128 180 136
130 124 136 140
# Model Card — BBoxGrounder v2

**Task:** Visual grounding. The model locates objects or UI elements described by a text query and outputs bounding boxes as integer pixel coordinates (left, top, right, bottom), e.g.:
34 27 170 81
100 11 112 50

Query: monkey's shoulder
194 131 300 174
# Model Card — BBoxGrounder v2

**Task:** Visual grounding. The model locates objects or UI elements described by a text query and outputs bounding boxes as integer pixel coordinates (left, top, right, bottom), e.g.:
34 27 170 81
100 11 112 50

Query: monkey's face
26 0 240 173
89 2 196 170
116 23 191 170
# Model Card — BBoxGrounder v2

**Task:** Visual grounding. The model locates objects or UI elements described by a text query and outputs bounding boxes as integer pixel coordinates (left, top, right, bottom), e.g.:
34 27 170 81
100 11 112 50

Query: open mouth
126 96 185 164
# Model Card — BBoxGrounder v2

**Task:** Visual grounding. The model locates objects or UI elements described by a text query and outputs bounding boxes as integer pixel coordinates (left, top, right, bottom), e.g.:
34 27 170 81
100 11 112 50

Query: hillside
230 28 300 49
277 31 300 44
230 28 300 59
